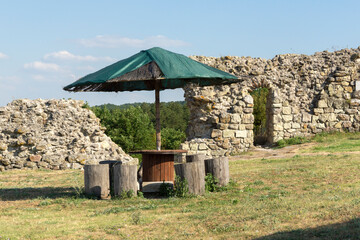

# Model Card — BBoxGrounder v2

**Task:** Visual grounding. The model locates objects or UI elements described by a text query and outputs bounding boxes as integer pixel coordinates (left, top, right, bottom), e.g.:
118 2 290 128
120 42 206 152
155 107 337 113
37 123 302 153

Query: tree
91 106 155 152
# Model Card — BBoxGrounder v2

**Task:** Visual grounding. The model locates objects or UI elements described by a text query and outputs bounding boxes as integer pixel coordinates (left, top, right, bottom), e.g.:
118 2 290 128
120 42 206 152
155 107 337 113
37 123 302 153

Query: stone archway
247 79 275 145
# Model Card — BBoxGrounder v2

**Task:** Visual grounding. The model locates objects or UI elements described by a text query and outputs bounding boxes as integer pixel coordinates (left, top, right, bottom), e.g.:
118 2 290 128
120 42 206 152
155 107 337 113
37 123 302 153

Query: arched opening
250 87 270 145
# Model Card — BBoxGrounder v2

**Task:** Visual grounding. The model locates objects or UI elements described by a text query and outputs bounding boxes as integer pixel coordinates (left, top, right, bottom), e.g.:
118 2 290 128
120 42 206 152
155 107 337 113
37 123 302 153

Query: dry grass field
0 132 359 239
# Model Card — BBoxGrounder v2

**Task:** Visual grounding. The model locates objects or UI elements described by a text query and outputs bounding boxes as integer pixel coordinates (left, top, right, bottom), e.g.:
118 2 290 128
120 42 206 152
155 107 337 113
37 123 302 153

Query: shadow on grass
256 218 360 240
0 187 78 201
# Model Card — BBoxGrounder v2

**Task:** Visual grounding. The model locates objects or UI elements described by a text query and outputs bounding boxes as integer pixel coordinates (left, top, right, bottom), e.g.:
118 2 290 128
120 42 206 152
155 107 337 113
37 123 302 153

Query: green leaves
250 88 269 145
161 128 186 150
91 106 155 152
90 101 189 152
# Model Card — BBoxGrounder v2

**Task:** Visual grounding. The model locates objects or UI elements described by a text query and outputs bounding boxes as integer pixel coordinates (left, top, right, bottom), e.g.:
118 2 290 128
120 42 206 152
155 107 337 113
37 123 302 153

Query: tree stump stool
204 157 230 186
113 163 138 196
175 161 205 195
84 164 110 199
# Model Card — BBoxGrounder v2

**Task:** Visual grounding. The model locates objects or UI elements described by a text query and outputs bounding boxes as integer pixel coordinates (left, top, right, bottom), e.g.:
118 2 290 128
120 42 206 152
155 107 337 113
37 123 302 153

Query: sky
0 0 360 107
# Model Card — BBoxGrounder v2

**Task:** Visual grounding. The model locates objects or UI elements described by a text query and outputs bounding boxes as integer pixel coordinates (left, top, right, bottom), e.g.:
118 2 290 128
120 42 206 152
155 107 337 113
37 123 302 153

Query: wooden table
130 150 187 183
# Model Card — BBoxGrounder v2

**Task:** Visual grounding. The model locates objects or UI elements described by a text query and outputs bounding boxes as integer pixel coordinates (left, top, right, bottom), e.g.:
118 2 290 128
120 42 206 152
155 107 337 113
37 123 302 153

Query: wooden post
175 161 205 195
84 164 110 199
155 80 161 150
113 163 138 196
204 157 230 186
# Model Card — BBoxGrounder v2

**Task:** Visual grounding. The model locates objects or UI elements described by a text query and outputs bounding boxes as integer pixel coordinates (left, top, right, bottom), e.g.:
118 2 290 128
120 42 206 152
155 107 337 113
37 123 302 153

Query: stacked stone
182 47 360 157
0 99 136 171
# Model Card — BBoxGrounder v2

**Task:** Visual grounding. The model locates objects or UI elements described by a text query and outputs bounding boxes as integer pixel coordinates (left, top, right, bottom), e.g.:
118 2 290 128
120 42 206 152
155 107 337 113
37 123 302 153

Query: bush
205 173 218 192
91 106 155 152
159 176 189 198
161 128 186 150
250 88 269 145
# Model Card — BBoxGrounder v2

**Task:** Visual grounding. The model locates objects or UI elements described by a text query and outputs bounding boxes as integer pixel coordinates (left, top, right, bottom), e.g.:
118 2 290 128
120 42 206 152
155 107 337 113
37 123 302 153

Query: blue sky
0 0 359 106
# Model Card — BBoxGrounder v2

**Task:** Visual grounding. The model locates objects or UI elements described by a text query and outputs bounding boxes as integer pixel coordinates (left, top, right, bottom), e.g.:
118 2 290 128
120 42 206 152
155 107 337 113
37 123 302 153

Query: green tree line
87 101 189 153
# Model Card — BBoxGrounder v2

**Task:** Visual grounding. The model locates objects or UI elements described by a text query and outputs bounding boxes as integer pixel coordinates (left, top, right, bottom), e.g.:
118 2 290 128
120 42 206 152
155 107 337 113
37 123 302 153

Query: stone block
208 144 218 150
324 108 334 113
242 114 254 124
282 115 293 122
243 95 253 104
180 143 190 151
284 123 291 129
29 155 41 162
1 159 10 166
238 124 246 130
344 86 353 92
0 144 7 151
345 109 357 114
274 124 284 131
282 107 292 115
343 121 352 128
211 129 222 138
231 106 243 113
198 143 208 150
317 100 328 108
230 114 241 123
217 123 228 130
190 143 198 151
243 108 253 113
219 114 231 123
235 130 247 138
313 108 324 115
292 123 301 129
25 161 37 169
302 113 312 123
223 130 235 138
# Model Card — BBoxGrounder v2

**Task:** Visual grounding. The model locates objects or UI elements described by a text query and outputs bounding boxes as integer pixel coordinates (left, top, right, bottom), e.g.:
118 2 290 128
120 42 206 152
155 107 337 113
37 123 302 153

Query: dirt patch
229 142 360 161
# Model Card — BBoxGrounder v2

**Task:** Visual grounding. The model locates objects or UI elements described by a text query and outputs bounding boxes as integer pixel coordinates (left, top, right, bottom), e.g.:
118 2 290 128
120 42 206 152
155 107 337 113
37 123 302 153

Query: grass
308 131 360 153
0 133 360 239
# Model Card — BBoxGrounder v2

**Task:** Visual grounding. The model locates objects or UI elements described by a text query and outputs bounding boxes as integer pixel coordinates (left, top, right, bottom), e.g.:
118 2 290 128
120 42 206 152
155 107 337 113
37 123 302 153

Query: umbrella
64 47 238 150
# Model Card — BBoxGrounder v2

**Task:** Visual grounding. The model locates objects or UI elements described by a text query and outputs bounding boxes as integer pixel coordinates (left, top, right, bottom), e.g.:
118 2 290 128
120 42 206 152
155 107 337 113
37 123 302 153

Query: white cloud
24 61 60 72
0 52 8 59
78 35 189 48
44 50 115 62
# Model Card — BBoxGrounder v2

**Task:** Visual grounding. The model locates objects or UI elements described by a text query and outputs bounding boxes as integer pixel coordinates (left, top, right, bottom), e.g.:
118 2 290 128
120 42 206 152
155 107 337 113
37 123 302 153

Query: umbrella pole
155 80 161 150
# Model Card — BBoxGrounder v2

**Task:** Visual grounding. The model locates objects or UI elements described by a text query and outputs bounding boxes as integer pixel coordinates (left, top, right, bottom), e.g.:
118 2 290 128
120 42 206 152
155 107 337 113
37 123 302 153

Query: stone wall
181 47 360 158
0 99 136 171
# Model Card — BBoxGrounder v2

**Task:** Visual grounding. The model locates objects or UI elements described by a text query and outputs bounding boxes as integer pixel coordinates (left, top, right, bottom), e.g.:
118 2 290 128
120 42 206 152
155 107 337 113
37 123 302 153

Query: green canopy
63 47 238 92
63 47 238 150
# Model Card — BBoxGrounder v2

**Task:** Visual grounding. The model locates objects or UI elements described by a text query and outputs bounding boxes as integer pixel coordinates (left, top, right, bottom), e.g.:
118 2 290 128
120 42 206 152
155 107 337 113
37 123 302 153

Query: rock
317 100 328 108
0 99 135 171
282 107 292 115
29 155 42 162
223 130 235 138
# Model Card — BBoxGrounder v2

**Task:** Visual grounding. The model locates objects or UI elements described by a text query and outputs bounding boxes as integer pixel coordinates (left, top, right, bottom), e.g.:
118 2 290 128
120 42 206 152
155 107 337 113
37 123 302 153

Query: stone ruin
181 47 360 158
0 99 136 171
2 47 360 170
